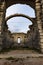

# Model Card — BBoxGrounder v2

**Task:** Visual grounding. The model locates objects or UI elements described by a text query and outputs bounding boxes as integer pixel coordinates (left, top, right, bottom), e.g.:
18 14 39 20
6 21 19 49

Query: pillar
35 0 43 53
41 0 43 27
0 1 6 49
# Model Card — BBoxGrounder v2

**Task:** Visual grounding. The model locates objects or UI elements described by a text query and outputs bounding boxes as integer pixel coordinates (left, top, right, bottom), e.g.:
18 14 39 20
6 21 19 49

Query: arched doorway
17 37 21 43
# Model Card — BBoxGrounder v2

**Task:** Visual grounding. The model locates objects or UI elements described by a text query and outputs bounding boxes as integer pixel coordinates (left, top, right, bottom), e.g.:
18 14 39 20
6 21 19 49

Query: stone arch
5 14 35 23
5 0 35 9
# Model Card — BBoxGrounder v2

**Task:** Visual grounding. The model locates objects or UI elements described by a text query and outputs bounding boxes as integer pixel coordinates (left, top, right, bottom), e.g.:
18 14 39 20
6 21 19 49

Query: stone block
0 32 1 34
0 2 5 10
36 5 40 9
40 33 43 36
39 30 43 33
36 3 41 6
0 26 1 31
42 5 43 8
37 20 41 24
38 24 42 30
40 36 43 39
0 12 3 15
40 45 43 49
41 48 43 53
40 39 43 42
0 18 2 23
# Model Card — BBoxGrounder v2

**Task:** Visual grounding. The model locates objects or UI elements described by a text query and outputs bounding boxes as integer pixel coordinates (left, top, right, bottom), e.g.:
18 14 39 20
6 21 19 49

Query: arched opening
5 4 35 34
17 37 21 43
7 17 32 33
6 4 35 18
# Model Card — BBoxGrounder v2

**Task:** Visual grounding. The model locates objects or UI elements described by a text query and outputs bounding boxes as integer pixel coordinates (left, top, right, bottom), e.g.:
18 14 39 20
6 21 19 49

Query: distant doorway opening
18 37 21 43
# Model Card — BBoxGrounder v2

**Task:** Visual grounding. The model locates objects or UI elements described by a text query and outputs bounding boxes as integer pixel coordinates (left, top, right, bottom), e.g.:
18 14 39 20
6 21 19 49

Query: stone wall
0 1 6 50
11 33 27 46
35 0 43 52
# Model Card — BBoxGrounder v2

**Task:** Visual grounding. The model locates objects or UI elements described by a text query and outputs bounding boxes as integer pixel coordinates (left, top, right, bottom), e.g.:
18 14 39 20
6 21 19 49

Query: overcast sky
6 4 35 33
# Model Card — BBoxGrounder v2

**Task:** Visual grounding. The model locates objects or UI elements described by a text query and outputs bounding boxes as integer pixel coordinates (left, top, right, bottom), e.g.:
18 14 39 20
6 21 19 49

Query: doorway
18 37 21 43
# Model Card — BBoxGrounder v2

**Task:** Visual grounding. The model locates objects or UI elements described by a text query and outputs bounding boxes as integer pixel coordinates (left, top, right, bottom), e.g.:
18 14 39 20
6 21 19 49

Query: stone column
35 0 43 53
41 0 43 27
0 1 6 48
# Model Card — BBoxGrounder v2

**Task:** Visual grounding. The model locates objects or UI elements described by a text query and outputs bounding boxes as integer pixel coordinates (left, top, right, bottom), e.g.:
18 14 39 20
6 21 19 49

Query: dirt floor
0 58 43 65
0 50 43 58
0 50 43 65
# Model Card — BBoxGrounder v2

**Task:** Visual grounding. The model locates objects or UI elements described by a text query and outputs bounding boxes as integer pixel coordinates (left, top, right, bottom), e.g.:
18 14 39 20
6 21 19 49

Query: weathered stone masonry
35 0 43 52
0 1 6 45
0 0 43 53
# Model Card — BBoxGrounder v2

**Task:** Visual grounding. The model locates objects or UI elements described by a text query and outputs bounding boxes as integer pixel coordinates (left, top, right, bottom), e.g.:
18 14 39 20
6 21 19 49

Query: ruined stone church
0 0 43 53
